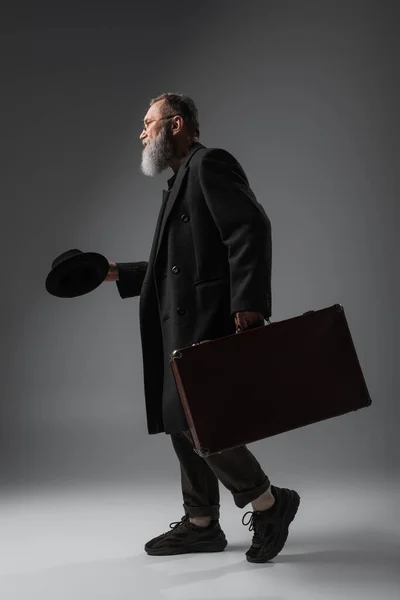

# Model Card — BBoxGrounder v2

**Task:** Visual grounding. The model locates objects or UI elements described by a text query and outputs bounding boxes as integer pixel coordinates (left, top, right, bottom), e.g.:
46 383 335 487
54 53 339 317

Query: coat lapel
140 189 169 298
155 142 205 260
148 189 169 264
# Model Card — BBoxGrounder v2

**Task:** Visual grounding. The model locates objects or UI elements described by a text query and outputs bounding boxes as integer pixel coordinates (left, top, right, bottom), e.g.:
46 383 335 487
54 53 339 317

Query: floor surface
0 480 399 599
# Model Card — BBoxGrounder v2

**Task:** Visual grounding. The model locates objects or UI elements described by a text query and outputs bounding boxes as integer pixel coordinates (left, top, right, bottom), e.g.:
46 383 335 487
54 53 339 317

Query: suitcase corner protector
193 447 210 458
170 349 183 361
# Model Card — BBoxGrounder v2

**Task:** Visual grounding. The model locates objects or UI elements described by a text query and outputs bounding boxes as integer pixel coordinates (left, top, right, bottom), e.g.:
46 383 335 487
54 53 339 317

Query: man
106 93 300 563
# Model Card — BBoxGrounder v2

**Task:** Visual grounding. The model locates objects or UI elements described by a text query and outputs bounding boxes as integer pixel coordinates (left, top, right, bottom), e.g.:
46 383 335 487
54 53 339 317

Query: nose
140 130 146 141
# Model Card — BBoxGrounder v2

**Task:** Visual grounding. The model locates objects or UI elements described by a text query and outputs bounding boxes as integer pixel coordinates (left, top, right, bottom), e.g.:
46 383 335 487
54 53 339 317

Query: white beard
141 125 173 177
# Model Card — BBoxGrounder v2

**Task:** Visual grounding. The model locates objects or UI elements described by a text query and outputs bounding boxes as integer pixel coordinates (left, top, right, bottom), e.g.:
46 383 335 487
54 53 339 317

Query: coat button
180 214 190 222
171 265 180 274
176 307 186 316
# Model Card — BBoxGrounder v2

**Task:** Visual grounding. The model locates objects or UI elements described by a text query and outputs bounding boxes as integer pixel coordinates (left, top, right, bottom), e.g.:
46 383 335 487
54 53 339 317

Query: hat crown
52 249 82 270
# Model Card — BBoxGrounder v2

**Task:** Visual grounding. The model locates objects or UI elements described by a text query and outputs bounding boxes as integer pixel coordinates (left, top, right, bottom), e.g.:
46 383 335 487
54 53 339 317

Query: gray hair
150 92 200 138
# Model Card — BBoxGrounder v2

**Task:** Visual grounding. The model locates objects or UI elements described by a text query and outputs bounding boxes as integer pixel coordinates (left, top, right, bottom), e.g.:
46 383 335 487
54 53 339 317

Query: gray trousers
170 429 271 520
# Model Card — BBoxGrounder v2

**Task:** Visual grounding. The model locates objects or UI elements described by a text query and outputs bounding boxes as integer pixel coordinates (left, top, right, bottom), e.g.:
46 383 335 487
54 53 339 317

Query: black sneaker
144 514 228 556
242 485 300 563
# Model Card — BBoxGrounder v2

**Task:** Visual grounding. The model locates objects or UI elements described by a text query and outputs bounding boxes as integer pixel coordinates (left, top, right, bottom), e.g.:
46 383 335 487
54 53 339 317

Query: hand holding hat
45 249 112 298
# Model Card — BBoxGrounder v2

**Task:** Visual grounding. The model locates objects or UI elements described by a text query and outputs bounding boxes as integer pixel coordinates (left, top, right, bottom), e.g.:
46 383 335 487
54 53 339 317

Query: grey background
0 0 398 491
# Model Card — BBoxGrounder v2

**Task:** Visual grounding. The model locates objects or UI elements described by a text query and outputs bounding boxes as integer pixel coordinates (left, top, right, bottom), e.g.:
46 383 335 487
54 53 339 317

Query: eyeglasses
141 115 177 133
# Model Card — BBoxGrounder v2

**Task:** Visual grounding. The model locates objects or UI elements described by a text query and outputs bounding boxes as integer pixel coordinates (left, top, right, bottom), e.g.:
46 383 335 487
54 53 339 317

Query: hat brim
45 252 110 298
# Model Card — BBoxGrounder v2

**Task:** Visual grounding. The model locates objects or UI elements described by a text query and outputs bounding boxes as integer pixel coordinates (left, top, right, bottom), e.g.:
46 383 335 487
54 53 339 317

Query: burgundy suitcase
169 304 372 458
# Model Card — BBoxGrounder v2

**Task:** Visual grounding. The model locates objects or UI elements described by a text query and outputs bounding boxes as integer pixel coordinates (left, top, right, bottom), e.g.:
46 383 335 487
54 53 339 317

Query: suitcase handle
236 318 270 334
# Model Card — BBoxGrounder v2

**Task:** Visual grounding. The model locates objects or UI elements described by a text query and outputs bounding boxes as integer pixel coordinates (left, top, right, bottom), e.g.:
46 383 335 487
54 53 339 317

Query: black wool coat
115 142 272 435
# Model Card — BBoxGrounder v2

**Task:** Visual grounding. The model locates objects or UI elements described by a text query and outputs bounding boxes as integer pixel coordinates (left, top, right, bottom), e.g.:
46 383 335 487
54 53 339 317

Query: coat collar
166 141 205 188
167 141 205 185
156 142 205 259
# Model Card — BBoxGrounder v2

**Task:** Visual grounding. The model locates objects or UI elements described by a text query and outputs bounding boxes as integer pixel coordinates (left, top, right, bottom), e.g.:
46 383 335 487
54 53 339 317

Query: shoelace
167 515 191 532
242 511 257 532
242 511 274 546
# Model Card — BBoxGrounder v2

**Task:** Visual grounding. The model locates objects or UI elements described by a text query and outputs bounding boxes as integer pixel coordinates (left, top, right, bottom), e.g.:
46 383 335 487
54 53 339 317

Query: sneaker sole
145 537 228 556
246 490 301 563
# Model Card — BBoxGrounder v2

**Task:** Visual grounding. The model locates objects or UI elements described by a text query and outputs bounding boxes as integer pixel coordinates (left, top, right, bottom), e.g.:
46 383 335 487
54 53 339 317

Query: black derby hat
45 249 110 298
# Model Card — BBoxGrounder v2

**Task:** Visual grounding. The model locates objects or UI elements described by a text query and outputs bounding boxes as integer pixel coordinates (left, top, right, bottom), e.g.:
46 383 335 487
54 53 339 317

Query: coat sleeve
115 261 148 299
198 149 272 318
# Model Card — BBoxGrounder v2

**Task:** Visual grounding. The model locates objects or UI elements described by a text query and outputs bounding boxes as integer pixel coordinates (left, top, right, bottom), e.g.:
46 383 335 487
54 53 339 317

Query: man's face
140 100 174 177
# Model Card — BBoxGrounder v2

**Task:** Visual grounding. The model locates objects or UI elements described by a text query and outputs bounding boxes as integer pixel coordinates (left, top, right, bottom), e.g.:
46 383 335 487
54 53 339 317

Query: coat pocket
193 277 228 288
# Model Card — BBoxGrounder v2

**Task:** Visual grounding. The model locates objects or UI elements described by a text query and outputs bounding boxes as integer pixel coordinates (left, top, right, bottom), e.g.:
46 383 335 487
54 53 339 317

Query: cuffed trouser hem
183 503 220 520
231 477 271 509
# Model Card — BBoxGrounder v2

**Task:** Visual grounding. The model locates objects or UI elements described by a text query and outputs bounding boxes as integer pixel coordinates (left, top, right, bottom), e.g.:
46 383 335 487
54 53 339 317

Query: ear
171 115 184 135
